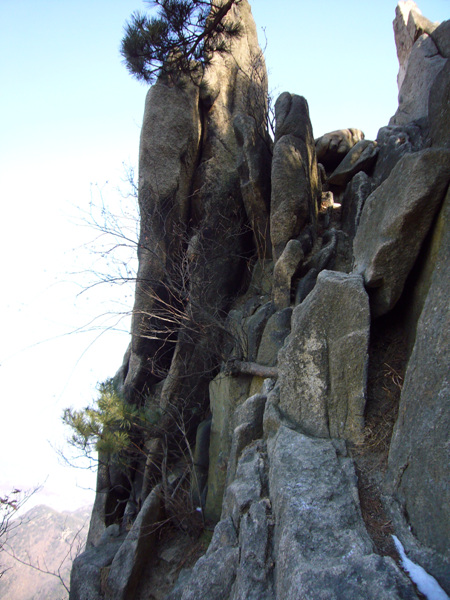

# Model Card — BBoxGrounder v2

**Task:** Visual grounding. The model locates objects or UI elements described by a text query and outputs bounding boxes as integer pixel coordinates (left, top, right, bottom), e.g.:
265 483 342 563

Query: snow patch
392 535 449 600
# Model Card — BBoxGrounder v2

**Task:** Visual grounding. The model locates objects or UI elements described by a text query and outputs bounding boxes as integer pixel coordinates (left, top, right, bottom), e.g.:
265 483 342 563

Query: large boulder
166 518 240 600
353 148 450 317
124 73 202 396
268 427 418 600
224 393 267 489
256 307 292 367
390 33 446 126
390 1 445 126
327 139 378 187
428 56 450 149
158 0 269 415
430 19 450 58
315 128 365 172
234 113 272 259
171 425 419 600
278 270 370 443
69 526 124 600
371 122 425 186
386 189 450 593
272 239 303 309
392 1 439 91
340 171 372 239
205 373 252 522
270 93 320 260
106 485 162 600
170 443 273 600
227 300 274 363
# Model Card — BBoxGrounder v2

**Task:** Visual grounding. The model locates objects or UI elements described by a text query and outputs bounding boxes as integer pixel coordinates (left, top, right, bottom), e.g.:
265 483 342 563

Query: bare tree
2 509 88 596
0 488 36 578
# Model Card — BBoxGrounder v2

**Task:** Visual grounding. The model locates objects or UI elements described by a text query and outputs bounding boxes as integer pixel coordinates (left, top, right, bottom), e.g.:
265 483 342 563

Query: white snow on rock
392 535 449 600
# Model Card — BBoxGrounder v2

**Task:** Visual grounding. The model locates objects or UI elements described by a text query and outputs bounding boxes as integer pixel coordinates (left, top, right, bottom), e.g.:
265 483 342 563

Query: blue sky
0 0 448 511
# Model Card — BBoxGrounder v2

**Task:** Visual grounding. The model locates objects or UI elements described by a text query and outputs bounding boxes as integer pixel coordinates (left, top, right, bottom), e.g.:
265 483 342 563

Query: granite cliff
70 1 449 598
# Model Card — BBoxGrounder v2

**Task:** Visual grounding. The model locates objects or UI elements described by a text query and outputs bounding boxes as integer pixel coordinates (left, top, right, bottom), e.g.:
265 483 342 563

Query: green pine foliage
121 0 242 83
63 379 151 458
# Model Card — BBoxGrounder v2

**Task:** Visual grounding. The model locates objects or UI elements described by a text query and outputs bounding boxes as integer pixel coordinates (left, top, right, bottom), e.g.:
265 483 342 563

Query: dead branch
224 358 278 378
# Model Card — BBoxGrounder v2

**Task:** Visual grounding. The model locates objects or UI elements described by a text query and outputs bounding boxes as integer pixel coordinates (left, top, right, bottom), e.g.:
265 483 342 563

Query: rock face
278 270 370 443
316 128 365 171
168 428 418 600
390 1 446 125
267 427 417 600
270 93 320 261
353 148 450 317
119 73 202 400
71 3 450 599
327 139 378 187
386 189 450 590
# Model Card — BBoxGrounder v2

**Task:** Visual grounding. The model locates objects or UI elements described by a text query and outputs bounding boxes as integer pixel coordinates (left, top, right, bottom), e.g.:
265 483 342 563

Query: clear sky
0 0 448 512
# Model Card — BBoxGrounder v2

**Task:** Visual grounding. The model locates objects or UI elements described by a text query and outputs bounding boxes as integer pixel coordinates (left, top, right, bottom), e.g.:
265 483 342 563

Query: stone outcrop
386 189 450 591
316 128 365 171
106 485 162 600
353 149 450 317
167 427 419 600
267 427 417 600
278 270 370 443
392 1 439 90
327 139 379 187
234 114 272 259
72 3 450 599
390 1 446 126
123 73 202 398
270 93 320 261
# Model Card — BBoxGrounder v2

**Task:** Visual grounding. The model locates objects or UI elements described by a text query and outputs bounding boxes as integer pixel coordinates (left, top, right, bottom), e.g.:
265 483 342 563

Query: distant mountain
0 504 91 600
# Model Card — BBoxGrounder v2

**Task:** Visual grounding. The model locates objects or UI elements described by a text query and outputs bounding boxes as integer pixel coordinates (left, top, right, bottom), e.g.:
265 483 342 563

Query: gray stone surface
316 128 365 171
124 72 202 396
341 171 372 239
268 426 418 600
428 58 450 149
176 546 239 600
431 19 450 58
256 307 292 367
302 228 338 273
353 148 450 317
273 91 313 143
243 302 274 362
272 239 303 309
294 267 318 305
234 114 272 259
226 393 267 487
371 122 425 186
387 189 450 593
106 485 162 600
205 373 252 522
392 0 438 90
227 300 274 363
69 526 124 600
390 33 446 126
233 501 274 600
278 270 370 443
222 442 265 527
328 139 378 187
270 93 320 260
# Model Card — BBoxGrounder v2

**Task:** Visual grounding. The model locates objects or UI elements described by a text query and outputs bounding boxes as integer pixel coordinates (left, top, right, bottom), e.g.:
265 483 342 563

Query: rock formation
70 1 450 599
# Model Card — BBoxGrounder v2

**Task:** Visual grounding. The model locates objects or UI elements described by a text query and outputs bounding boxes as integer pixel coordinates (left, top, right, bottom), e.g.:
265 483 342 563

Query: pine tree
121 0 241 84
